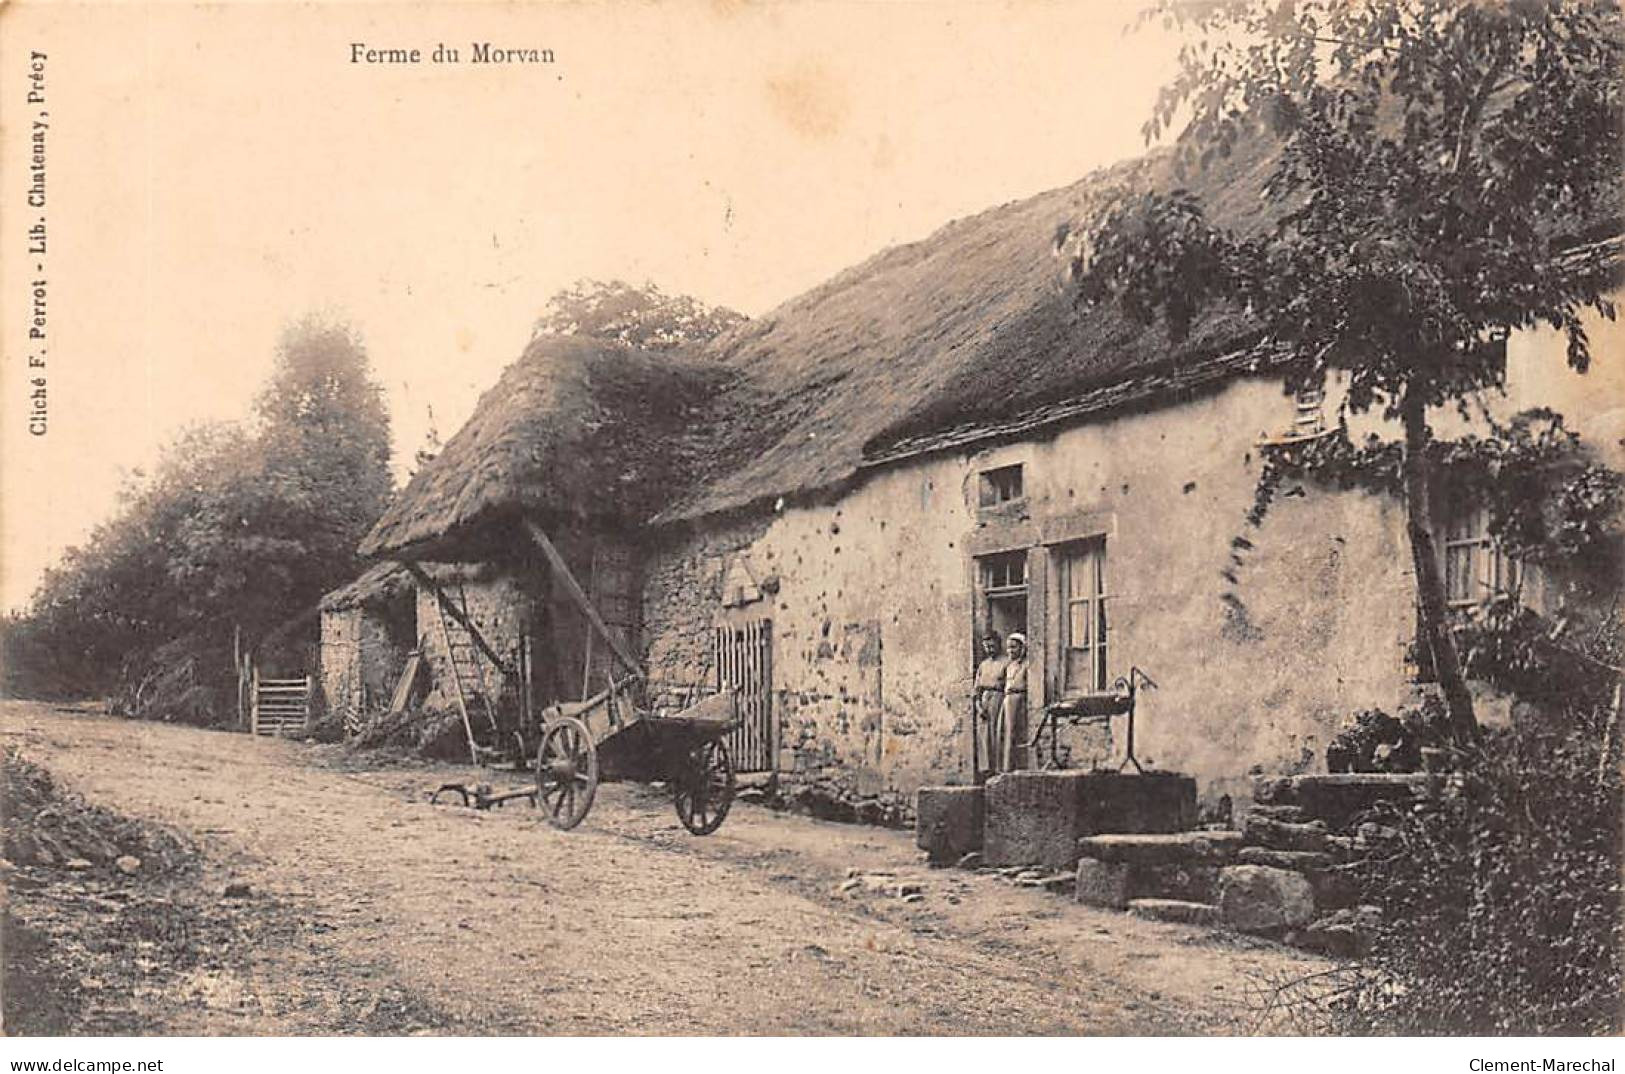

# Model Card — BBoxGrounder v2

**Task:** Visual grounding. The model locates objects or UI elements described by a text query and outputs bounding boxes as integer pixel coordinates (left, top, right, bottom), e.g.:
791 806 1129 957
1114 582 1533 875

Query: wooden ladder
431 584 500 764
252 671 311 737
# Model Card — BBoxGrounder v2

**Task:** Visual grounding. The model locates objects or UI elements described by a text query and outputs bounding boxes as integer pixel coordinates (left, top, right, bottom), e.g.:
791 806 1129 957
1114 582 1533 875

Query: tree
1065 0 1623 743
2 315 394 718
532 279 745 351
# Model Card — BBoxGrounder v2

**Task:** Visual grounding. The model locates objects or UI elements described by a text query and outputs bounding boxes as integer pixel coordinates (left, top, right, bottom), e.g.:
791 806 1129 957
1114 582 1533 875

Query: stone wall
415 565 532 714
320 606 411 729
641 374 1423 815
319 607 363 723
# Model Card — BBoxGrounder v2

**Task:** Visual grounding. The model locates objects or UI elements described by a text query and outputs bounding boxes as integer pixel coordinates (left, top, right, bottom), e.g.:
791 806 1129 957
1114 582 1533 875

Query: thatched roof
361 137 1278 558
319 562 412 613
655 144 1274 523
359 335 726 559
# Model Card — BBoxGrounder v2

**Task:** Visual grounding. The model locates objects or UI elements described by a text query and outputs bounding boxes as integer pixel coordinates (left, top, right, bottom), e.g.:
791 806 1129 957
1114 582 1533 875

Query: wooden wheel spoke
535 716 597 831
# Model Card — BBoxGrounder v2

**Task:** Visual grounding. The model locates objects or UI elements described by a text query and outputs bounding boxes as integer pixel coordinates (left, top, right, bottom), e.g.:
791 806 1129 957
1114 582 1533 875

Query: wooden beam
520 518 643 677
399 561 512 677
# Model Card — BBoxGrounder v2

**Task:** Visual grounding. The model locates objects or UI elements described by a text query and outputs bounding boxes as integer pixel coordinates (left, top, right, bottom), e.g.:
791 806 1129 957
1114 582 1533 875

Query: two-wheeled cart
531 682 739 835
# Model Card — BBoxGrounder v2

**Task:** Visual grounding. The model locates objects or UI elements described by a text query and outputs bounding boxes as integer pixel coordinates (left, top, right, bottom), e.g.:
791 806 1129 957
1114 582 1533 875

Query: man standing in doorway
1001 633 1031 772
973 631 1006 778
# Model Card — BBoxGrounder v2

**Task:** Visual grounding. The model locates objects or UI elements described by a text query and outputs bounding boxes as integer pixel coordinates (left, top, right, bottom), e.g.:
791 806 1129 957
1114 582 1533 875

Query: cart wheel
535 716 598 830
673 739 734 836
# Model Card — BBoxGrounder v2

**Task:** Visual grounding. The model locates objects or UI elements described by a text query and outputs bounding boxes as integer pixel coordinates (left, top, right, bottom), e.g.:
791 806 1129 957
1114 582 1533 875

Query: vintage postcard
2 0 1621 1059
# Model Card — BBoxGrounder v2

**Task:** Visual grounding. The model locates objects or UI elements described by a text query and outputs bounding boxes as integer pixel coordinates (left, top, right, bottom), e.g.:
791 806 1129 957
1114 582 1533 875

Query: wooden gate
251 671 311 737
713 619 773 773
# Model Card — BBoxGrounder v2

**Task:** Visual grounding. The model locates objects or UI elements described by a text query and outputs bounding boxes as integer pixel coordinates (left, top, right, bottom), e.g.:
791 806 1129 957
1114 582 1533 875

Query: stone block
1242 815 1330 852
1128 898 1221 927
1135 862 1222 904
984 769 1203 869
1217 865 1316 933
1236 847 1333 871
1074 858 1132 910
1246 803 1310 824
914 787 985 864
983 771 1091 868
1076 831 1244 866
1305 866 1358 910
1256 774 1437 828
1077 771 1198 834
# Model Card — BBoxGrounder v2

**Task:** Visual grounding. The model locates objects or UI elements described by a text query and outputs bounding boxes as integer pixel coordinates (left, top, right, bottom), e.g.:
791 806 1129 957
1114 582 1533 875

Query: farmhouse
326 136 1623 817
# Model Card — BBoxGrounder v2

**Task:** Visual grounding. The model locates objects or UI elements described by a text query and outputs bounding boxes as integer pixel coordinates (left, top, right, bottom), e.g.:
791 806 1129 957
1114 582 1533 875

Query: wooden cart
534 685 740 835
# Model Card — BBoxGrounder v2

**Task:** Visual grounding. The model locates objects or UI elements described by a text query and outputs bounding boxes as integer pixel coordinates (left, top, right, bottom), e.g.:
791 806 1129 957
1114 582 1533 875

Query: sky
0 0 1183 612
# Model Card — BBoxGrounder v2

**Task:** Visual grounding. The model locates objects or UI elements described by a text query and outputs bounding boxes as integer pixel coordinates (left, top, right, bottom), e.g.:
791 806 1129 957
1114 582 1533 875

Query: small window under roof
979 464 1024 509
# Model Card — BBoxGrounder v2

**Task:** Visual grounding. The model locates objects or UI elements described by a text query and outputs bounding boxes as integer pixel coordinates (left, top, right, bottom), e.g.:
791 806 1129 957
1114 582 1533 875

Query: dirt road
1 701 1328 1035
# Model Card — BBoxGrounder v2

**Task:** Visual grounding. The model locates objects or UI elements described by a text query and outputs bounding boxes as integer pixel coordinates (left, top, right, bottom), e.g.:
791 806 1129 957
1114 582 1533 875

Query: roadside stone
900 892 925 904
1074 858 1131 909
1217 865 1316 933
114 855 142 876
223 881 252 898
915 786 984 864
837 877 863 894
1129 898 1221 926
955 851 983 870
895 882 924 898
65 858 93 871
1236 847 1332 871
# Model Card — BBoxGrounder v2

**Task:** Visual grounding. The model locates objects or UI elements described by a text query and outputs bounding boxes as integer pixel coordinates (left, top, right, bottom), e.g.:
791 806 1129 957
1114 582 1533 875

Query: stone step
1127 898 1221 926
1076 830 1244 866
1236 846 1333 871
1075 856 1222 909
1252 773 1438 827
1245 803 1310 824
1241 815 1331 853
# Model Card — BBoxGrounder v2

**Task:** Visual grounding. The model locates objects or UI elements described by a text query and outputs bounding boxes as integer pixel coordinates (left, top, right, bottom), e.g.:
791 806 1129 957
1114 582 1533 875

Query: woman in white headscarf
1000 633 1030 771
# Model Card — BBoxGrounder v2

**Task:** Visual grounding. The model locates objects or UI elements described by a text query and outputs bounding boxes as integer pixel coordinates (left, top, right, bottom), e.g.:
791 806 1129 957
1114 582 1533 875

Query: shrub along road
0 700 1328 1035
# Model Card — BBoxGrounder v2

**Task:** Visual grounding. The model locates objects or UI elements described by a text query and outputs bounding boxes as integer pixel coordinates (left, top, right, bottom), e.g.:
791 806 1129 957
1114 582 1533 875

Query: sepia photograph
1 0 1622 1057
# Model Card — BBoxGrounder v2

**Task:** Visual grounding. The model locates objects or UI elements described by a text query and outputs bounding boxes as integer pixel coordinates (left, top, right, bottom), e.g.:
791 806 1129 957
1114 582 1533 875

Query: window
980 551 1027 594
1442 501 1519 610
1059 541 1107 694
978 464 1024 508
977 550 1028 642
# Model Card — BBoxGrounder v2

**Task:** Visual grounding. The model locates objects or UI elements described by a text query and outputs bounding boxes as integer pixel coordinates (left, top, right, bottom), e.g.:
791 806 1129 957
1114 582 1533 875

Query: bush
1337 714 1622 1034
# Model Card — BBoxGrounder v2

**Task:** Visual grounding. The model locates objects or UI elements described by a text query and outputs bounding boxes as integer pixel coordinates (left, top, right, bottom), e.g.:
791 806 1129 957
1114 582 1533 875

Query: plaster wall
643 375 1420 808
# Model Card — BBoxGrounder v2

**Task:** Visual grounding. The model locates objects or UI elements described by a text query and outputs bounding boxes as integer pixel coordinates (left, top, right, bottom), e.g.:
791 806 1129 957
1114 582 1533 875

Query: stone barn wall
416 565 533 715
320 601 413 730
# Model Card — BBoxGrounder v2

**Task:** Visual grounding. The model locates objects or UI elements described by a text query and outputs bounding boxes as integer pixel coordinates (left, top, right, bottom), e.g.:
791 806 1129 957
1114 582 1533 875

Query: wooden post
250 664 260 736
233 626 245 729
